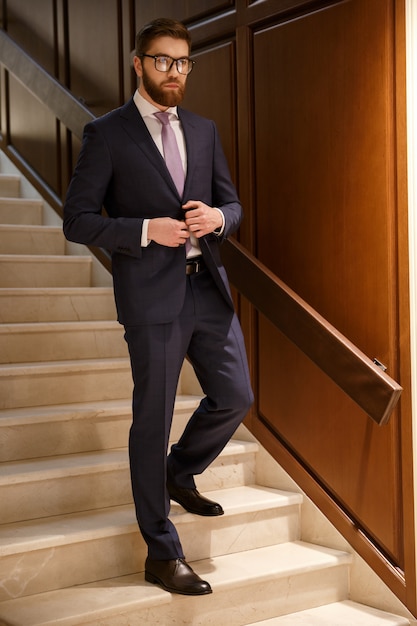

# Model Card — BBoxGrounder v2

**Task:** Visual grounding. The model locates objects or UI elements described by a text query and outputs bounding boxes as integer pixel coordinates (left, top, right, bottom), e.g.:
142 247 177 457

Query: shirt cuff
213 208 225 235
141 219 151 247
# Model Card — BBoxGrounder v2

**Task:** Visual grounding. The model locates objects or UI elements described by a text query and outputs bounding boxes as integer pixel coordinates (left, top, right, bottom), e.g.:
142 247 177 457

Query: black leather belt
186 256 205 275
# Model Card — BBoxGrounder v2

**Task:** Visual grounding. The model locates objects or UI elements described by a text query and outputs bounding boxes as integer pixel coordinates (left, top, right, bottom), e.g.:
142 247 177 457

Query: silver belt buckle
186 257 202 275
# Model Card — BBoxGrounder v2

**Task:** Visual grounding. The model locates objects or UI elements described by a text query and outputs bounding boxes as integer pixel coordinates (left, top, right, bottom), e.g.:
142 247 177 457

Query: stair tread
0 484 298 554
0 319 122 332
0 395 199 425
0 191 24 196
0 439 258 486
204 542 351 586
0 224 62 232
0 199 38 204
247 600 410 625
0 173 20 180
0 199 39 207
0 286 113 294
0 543 351 626
0 357 131 374
0 253 91 261
0 447 129 484
0 287 116 323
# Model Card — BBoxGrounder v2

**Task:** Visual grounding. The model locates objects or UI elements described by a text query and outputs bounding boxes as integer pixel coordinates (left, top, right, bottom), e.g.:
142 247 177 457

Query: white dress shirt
133 90 224 256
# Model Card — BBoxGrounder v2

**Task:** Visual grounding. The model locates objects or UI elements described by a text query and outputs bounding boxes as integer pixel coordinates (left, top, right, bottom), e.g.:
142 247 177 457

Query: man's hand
148 217 190 247
182 201 222 238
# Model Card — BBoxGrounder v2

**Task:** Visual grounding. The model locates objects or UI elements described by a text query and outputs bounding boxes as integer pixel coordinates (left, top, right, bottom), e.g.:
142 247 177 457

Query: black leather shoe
167 475 224 517
145 557 212 595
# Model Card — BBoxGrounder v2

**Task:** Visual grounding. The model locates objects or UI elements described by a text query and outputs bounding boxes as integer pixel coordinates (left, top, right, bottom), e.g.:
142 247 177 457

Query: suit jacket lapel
178 108 197 199
119 99 179 195
119 100 200 200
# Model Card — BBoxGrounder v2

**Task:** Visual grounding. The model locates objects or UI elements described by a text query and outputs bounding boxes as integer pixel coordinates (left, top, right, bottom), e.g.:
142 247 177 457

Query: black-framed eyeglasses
139 54 195 75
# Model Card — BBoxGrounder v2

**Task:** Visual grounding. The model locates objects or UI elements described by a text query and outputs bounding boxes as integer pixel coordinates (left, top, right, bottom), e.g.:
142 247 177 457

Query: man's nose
168 60 180 75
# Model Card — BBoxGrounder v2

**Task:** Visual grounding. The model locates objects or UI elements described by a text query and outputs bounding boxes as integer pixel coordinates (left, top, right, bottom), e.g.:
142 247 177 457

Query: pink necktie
154 111 192 253
154 111 185 197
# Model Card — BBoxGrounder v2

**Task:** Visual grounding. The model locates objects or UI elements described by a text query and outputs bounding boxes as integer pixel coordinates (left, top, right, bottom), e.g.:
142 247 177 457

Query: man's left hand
182 201 222 238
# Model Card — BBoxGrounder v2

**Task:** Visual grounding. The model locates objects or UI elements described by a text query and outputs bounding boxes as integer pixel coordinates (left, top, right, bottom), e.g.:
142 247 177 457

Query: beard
141 68 185 107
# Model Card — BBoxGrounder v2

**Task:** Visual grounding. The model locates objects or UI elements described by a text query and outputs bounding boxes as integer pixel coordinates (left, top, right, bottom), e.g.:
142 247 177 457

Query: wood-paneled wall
0 0 414 613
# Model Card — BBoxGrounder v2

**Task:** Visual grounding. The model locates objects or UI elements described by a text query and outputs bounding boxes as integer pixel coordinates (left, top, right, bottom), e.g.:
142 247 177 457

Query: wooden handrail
222 238 402 425
0 30 402 425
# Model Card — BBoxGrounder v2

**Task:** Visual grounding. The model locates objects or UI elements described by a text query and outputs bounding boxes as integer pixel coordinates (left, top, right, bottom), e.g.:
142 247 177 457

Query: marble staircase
0 170 411 625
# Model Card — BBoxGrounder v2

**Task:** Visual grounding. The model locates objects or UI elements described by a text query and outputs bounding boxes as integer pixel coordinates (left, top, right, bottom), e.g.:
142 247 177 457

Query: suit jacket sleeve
207 121 242 241
63 121 144 259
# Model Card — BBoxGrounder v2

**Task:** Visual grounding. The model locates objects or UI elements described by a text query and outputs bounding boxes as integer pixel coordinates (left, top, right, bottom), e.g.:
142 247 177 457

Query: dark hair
135 18 191 56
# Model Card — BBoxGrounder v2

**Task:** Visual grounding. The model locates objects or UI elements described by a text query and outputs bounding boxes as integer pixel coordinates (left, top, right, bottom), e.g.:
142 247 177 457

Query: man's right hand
148 217 190 247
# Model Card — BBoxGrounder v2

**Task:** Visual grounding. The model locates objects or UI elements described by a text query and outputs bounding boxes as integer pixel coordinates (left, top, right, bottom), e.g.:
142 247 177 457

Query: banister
222 238 402 425
0 30 402 425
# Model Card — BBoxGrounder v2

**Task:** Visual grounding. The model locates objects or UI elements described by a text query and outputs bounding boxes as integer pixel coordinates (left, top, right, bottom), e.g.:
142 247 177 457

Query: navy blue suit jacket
63 97 242 326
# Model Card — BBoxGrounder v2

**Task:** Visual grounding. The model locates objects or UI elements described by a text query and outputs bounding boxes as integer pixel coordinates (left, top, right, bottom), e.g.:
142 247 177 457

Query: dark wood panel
183 41 237 181
245 0 345 24
67 0 122 116
135 0 234 27
4 0 60 190
253 0 402 563
121 0 137 102
5 0 56 73
8 78 58 190
254 1 396 360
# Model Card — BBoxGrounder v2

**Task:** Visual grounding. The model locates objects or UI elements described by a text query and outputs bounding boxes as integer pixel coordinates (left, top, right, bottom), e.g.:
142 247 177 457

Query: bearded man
63 17 253 596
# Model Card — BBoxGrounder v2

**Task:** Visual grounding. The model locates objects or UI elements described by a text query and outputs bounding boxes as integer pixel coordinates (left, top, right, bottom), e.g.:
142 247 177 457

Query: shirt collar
133 89 179 119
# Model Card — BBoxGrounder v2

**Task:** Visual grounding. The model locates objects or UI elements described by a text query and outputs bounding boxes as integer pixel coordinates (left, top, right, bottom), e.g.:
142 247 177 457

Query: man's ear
133 55 143 78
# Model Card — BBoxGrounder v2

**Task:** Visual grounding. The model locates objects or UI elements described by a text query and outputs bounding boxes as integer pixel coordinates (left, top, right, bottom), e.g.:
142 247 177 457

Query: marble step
0 196 43 223
0 542 351 625
0 287 117 323
0 357 133 409
0 395 202 461
0 224 65 254
0 439 258 524
247 600 410 625
0 485 301 600
0 174 21 197
0 321 128 363
0 254 92 288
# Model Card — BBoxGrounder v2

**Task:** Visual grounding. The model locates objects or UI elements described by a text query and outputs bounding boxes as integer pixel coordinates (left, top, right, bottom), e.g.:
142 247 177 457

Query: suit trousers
124 266 253 560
